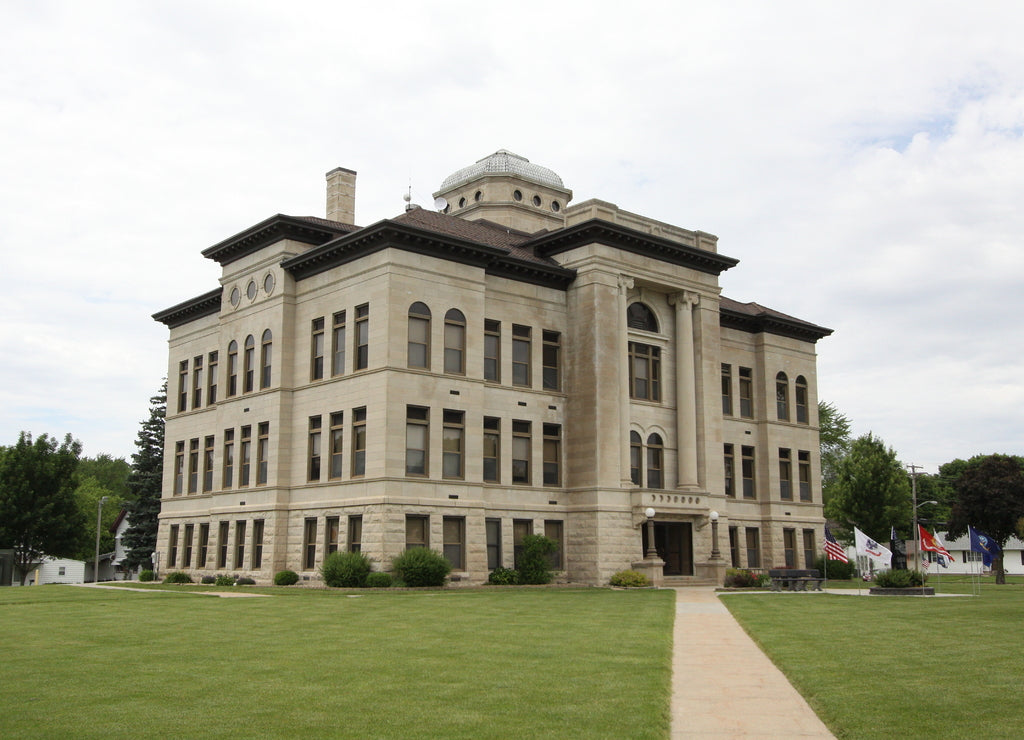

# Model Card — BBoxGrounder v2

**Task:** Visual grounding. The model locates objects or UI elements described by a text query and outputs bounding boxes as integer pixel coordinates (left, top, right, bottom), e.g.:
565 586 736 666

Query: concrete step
663 576 718 587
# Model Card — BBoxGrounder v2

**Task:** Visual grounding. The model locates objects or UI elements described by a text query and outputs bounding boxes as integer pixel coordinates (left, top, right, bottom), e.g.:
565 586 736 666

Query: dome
438 150 565 192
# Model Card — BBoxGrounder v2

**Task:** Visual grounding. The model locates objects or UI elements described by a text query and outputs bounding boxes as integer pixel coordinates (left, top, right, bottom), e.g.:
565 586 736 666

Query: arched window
630 431 643 485
795 376 809 424
444 308 466 375
647 434 664 489
776 372 789 421
227 340 238 397
260 329 272 389
627 302 659 332
408 302 431 369
243 335 255 393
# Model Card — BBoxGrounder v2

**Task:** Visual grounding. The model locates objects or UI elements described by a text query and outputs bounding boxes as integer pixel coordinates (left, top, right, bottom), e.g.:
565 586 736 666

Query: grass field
723 577 1024 739
0 585 674 739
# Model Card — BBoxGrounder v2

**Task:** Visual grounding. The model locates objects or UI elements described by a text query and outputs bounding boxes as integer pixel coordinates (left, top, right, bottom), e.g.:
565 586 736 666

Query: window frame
443 308 466 375
512 420 531 485
405 405 429 477
407 302 431 370
311 317 325 380
512 324 531 387
354 304 369 370
484 319 500 382
628 342 661 402
543 423 561 487
542 330 560 390
483 416 500 483
351 407 366 477
442 409 465 480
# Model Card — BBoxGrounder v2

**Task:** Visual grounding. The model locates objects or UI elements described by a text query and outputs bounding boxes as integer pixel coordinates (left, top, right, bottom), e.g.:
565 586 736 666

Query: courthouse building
153 150 831 585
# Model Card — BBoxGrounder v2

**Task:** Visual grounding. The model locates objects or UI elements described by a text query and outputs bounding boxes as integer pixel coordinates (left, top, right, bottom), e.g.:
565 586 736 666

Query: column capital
617 275 635 294
669 290 700 309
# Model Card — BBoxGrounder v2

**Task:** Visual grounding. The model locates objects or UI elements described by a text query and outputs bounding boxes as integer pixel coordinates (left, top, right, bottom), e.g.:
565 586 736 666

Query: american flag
824 526 849 563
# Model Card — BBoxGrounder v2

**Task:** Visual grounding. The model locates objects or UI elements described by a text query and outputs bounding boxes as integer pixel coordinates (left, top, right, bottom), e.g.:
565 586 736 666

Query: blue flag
969 526 1001 567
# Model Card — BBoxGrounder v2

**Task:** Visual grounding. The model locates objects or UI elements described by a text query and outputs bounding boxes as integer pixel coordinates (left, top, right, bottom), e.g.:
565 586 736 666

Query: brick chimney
325 167 357 224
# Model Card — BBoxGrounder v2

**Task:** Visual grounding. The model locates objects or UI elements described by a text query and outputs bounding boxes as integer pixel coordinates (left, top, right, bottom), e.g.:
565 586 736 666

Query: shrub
163 571 193 584
391 548 452 587
321 550 372 588
487 566 520 585
610 570 650 588
235 576 256 586
274 570 300 586
874 569 927 588
517 534 557 585
724 568 769 588
200 575 216 584
813 555 857 580
138 570 155 582
365 571 393 588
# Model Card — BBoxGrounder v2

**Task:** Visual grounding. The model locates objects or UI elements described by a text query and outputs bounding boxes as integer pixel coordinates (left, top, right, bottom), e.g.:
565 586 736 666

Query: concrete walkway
671 587 834 739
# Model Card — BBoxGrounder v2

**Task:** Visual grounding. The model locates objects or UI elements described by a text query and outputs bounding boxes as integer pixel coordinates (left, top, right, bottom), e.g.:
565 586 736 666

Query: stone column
670 291 699 488
618 275 635 486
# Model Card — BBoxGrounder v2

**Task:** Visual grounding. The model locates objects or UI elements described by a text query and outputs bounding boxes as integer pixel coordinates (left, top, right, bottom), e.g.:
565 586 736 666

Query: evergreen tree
121 383 165 572
0 432 85 584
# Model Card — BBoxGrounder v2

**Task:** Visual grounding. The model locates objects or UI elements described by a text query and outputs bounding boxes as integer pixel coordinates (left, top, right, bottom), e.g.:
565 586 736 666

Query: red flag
919 525 954 561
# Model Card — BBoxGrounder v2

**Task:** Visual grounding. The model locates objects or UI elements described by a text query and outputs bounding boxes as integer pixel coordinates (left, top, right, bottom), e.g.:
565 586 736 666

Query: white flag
854 527 893 568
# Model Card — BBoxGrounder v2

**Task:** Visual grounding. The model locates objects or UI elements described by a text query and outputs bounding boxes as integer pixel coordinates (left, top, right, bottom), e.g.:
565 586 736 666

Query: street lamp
709 511 721 559
93 496 109 583
644 507 657 559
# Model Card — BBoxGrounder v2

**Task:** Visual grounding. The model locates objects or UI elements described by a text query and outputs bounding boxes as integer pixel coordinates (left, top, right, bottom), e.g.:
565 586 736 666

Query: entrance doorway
642 521 693 576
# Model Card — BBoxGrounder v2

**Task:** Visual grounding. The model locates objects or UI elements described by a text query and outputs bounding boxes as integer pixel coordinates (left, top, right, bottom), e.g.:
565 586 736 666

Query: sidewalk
670 587 835 739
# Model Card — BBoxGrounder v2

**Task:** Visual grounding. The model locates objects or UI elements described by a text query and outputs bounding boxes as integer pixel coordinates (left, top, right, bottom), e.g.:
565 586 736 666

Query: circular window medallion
551 200 561 212
246 280 257 301
458 197 467 208
513 189 523 202
474 190 482 202
263 273 275 295
532 195 542 207
229 286 241 308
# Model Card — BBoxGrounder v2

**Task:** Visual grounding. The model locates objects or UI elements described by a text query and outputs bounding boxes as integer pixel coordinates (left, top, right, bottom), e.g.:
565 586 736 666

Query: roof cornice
527 219 740 276
719 304 833 343
153 288 222 328
202 214 356 266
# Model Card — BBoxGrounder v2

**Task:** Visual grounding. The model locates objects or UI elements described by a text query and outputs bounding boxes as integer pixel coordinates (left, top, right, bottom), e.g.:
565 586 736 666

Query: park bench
768 568 825 592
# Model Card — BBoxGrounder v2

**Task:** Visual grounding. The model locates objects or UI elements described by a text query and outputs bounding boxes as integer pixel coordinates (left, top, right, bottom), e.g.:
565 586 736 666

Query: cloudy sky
2 1 1022 473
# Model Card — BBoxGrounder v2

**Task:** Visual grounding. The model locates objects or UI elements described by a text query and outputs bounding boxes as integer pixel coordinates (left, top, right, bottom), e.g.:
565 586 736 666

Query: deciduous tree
818 400 852 503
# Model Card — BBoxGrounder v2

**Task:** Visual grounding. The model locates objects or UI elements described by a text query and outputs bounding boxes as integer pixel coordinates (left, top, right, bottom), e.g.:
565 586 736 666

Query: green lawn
0 585 674 739
723 579 1024 739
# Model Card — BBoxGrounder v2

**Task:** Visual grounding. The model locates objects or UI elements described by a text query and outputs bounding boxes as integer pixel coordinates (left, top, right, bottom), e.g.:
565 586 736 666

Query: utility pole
907 465 923 571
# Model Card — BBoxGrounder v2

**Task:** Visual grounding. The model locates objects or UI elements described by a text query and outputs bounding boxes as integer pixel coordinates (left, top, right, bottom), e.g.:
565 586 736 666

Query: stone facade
154 149 831 586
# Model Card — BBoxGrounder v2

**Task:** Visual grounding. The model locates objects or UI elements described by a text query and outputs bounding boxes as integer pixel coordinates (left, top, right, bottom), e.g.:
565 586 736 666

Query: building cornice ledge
153 287 222 328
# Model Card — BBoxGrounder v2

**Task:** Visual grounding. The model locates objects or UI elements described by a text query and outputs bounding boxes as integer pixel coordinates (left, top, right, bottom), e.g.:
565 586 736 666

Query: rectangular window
260 332 272 390
308 416 322 482
227 342 238 397
352 407 366 477
303 518 317 570
629 342 661 401
329 412 344 479
745 527 761 568
354 303 369 370
543 423 561 487
783 528 796 568
802 529 816 569
222 429 234 489
724 444 735 498
630 433 642 485
512 324 531 387
168 524 179 568
647 439 664 489
178 360 188 413
777 376 790 421
542 330 560 390
484 319 500 382
348 515 362 553
799 451 812 501
325 516 339 556
442 410 464 479
483 417 500 483
443 312 465 375
192 355 203 409
443 516 465 570
486 518 502 570
332 311 346 376
207 351 218 405
406 515 429 549
235 520 246 569
182 524 194 567
779 448 792 501
795 378 809 424
544 520 564 570
174 441 185 496
188 438 199 494
218 521 229 569
256 422 269 485
203 435 215 492
721 363 733 415
406 406 429 477
739 367 753 418
252 519 264 569
729 526 740 568
243 337 255 393
513 519 533 568
408 308 430 369
311 317 325 380
239 426 251 487
741 446 756 499
198 523 210 567
512 420 531 485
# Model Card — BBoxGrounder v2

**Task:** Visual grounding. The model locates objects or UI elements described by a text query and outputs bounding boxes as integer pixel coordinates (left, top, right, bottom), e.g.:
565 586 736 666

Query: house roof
719 297 833 342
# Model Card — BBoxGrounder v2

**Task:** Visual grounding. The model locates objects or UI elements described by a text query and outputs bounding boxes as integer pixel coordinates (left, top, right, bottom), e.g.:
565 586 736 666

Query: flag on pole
824 526 848 562
969 526 1001 567
854 527 893 569
889 526 907 570
919 525 954 562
